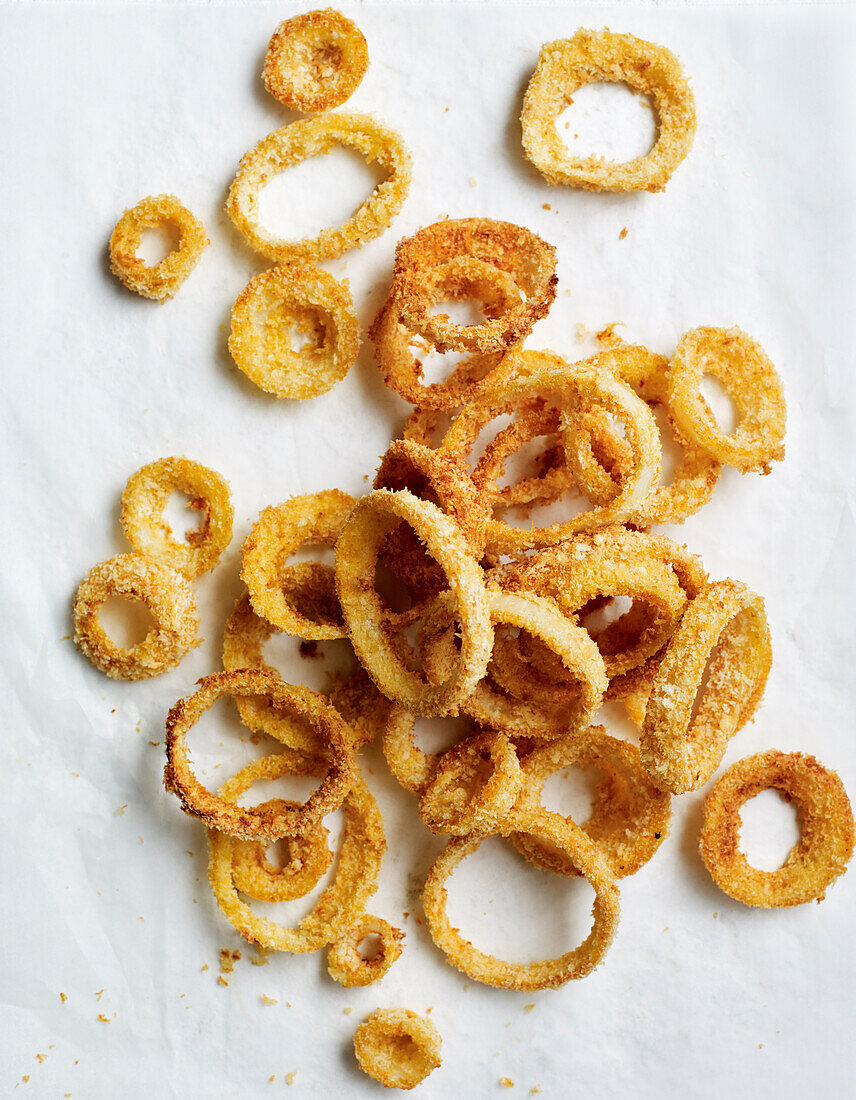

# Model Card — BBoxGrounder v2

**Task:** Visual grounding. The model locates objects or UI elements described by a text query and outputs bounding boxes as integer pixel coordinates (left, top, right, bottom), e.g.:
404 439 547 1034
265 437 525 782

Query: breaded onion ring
512 726 671 878
422 807 620 990
72 554 199 680
327 914 404 987
668 327 786 474
382 705 483 797
520 29 696 193
120 456 234 579
228 265 359 399
230 800 333 902
335 490 493 716
390 218 558 353
353 1008 442 1091
226 112 411 263
109 194 209 301
242 490 355 639
164 670 356 839
699 750 854 908
263 9 369 113
640 580 772 794
208 754 385 952
418 729 523 836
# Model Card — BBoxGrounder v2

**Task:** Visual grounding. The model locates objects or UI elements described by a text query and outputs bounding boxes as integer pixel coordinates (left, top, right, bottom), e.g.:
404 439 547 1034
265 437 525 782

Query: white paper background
2 1 855 1097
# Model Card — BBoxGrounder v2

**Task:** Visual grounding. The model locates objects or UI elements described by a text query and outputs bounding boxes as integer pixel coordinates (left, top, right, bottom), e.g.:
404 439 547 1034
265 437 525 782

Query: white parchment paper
2 2 855 1097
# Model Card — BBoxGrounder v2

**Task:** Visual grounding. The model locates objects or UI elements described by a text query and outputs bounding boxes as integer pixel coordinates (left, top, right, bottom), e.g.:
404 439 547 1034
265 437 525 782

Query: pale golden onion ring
230 800 333 902
263 9 369 113
327 914 404 987
353 1008 442 1090
109 194 208 301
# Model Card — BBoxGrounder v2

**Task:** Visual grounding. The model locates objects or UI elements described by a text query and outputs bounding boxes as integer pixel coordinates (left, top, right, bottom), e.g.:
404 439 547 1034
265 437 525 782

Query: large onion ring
72 554 199 680
120 456 233 579
226 112 412 263
327 914 404 988
353 1008 442 1090
422 807 620 990
699 750 854 908
164 670 356 839
109 194 208 301
262 9 369 113
520 29 696 193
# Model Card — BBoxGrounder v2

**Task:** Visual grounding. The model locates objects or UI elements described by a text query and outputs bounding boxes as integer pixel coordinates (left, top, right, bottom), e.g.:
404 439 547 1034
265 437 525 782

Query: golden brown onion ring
109 194 208 301
353 1008 442 1090
230 800 333 902
263 9 369 113
327 914 404 988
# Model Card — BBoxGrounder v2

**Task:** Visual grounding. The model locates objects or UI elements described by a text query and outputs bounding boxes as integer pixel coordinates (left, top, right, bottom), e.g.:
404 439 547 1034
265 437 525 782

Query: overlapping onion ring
229 265 360 399
335 489 493 716
120 456 234 579
668 327 786 474
230 800 333 902
164 670 356 839
422 807 620 990
520 29 696 193
389 218 558 353
327 914 404 987
226 112 412 263
512 726 671 878
73 554 199 680
699 750 854 908
382 705 483 797
208 753 385 952
109 194 209 301
242 490 355 640
263 9 369 113
353 1008 442 1091
640 580 772 794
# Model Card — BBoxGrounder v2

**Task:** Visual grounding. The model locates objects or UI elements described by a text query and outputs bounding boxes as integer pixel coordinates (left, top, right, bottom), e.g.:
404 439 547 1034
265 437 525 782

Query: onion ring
72 554 199 680
109 194 209 301
667 327 786 474
640 580 772 794
335 489 493 716
353 1008 442 1090
699 750 854 908
226 112 412 263
520 29 696 193
230 800 333 902
208 753 385 952
512 726 671 878
164 669 356 839
389 218 558 353
228 265 360 400
262 9 369 113
242 490 355 640
327 914 404 987
422 807 620 990
120 456 233 579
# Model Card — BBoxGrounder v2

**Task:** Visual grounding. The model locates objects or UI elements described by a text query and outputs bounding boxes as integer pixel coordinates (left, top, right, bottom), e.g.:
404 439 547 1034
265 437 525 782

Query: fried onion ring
230 800 333 902
164 670 356 839
109 194 209 301
208 754 385 952
422 807 620 990
72 554 199 680
699 750 854 908
327 914 404 987
228 265 359 399
226 112 411 263
353 1008 442 1090
263 9 369 113
120 456 234 579
668 327 786 474
520 29 696 193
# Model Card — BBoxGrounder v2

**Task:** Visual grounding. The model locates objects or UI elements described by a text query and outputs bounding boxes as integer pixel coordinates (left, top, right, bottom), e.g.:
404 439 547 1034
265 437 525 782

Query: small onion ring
242 490 355 640
353 1008 442 1091
229 265 360 400
335 489 493 716
208 754 385 953
72 554 199 680
226 112 412 263
667 327 786 474
109 194 209 301
164 669 356 840
520 29 696 193
382 704 484 797
422 807 620 991
640 580 772 794
699 750 854 908
230 799 333 902
263 9 369 113
327 914 405 987
120 456 234 579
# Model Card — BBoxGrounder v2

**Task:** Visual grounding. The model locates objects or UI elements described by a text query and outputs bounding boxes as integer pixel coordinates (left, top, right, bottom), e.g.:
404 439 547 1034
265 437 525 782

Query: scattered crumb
524 1004 534 1013
575 323 588 341
201 964 209 972
530 1088 543 1096
72 772 80 778
286 1002 292 1008
60 634 70 641
148 740 161 747
469 176 478 187
96 1014 110 1023
95 990 104 1001
22 1076 30 1084
261 995 278 1006
60 993 68 1004
299 640 321 660
269 1076 275 1083
663 926 669 932
343 1007 353 1015
138 916 145 922
138 837 144 844
403 911 410 919
286 1071 297 1085
186 850 194 858
542 203 551 211
759 1043 764 1050
219 948 241 974
251 948 271 967
619 227 628 240
713 912 718 918
500 1078 514 1088
362 473 369 481
36 1054 47 1064
114 805 128 816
